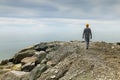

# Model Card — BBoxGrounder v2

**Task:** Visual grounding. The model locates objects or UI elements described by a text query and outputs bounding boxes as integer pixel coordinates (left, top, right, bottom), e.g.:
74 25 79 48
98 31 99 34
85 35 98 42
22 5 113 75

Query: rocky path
0 41 120 80
70 42 120 80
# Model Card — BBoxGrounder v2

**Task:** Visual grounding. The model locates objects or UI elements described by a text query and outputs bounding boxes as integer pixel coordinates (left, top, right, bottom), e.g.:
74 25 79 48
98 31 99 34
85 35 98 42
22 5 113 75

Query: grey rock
18 46 34 53
21 56 37 65
29 64 48 80
46 61 56 67
41 58 47 64
37 53 76 80
46 45 75 66
34 43 48 51
34 51 46 57
116 42 120 45
0 59 9 65
13 50 36 64
0 71 29 80
21 62 35 72
34 51 47 64
34 42 60 51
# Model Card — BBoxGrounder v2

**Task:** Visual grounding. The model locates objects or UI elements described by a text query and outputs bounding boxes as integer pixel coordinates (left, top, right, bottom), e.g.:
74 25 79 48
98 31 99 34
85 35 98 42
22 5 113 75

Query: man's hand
90 36 92 39
82 36 84 39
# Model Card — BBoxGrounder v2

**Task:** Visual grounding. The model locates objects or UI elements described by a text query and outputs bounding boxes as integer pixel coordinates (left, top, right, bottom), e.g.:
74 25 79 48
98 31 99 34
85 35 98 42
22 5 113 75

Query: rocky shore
0 41 120 80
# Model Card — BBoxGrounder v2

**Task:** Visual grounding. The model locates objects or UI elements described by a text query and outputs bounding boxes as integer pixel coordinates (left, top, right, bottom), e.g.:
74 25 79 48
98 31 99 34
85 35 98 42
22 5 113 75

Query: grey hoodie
83 28 92 39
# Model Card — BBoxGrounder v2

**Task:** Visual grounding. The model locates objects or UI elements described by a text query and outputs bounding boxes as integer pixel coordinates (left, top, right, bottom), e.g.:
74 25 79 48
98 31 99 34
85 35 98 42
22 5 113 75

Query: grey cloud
0 1 58 18
48 0 120 19
0 0 58 11
0 0 120 20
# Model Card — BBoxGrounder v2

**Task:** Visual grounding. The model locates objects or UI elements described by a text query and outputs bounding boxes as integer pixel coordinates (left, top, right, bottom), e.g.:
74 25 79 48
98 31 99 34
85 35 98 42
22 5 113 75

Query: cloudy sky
1 0 120 60
0 0 120 42
0 0 120 19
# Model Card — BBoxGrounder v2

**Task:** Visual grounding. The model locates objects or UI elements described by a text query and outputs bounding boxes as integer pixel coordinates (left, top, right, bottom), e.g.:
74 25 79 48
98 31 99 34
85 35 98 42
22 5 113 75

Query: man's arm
90 29 92 39
82 29 85 39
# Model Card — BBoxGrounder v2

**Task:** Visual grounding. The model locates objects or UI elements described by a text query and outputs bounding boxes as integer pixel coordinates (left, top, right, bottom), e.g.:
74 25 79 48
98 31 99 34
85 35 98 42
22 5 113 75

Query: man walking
82 24 92 49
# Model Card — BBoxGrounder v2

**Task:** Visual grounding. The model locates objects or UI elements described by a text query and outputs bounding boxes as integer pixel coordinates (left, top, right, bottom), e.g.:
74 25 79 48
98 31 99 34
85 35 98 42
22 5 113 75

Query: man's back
83 28 92 38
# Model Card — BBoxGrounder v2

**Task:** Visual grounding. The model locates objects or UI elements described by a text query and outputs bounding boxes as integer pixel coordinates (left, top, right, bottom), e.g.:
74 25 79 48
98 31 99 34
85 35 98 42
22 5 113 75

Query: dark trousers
85 37 90 49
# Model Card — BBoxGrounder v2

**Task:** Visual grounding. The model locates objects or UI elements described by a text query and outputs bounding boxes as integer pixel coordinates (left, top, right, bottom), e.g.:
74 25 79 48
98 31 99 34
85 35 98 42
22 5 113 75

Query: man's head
86 24 89 28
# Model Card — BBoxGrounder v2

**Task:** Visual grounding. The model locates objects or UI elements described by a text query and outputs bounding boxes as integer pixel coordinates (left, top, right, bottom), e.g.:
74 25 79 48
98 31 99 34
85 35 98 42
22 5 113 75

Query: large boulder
29 64 48 80
21 53 46 72
37 53 77 80
0 71 29 80
0 69 11 77
34 43 49 51
34 42 60 51
21 62 36 72
13 49 36 64
46 45 75 66
116 42 120 45
0 59 9 65
21 56 37 65
34 51 47 64
11 64 22 71
18 46 34 53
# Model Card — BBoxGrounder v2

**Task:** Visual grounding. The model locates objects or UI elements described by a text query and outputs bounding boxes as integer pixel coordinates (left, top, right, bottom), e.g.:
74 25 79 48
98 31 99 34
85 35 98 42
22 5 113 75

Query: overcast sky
0 0 120 19
0 0 120 42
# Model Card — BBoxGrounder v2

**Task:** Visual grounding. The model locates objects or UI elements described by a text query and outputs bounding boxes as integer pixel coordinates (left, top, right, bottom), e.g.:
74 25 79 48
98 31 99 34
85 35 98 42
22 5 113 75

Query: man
82 24 92 49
